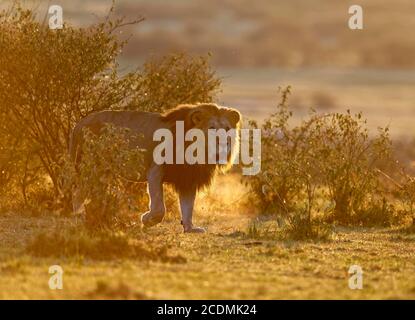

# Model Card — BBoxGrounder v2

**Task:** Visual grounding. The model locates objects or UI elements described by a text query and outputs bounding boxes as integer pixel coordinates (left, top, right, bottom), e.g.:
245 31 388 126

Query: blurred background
3 0 415 137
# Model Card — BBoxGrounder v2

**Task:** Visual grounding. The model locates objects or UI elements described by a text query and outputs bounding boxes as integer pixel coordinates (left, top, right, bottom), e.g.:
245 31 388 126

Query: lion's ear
225 108 241 126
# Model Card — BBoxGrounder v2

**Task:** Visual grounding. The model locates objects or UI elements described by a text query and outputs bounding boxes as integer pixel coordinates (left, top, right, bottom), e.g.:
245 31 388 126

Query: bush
61 125 145 229
244 86 393 228
0 4 141 204
245 86 324 221
128 53 221 113
309 111 391 224
0 4 221 212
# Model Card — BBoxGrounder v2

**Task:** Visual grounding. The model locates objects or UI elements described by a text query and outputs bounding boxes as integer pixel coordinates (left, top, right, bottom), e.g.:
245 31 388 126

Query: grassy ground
0 176 414 300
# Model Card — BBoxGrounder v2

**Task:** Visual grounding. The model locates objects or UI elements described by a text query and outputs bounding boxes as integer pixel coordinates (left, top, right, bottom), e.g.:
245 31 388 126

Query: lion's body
70 103 241 233
70 110 163 175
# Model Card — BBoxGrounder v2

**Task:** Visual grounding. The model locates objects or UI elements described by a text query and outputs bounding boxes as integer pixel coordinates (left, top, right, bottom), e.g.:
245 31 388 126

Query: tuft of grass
247 215 332 241
283 216 333 241
26 228 186 263
0 259 27 274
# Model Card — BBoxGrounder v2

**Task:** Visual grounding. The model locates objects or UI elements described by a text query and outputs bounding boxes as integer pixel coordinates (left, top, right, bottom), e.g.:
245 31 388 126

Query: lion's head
162 103 241 192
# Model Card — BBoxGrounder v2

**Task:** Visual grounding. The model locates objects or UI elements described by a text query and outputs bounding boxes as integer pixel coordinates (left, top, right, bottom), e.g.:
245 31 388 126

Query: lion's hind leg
141 164 166 228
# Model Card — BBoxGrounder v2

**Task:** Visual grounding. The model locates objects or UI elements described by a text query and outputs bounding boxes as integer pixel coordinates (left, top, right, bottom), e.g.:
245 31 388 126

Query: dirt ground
1 177 414 299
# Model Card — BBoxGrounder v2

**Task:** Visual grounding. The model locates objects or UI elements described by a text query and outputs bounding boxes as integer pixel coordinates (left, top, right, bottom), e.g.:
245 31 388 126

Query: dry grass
26 229 186 263
86 280 149 300
0 175 414 299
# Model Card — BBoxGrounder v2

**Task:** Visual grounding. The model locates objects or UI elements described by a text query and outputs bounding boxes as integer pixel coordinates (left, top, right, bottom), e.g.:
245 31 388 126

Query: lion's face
187 104 241 165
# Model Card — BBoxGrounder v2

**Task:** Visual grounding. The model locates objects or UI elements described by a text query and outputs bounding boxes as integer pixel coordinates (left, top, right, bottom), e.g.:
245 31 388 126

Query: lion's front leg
141 164 166 228
179 188 206 233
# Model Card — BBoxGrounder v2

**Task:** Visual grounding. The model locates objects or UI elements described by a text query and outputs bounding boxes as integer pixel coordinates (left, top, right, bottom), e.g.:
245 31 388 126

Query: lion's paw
183 226 206 233
141 211 164 228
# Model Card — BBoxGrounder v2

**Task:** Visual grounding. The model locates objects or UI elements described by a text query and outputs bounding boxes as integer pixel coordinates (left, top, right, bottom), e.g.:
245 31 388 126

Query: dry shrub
61 124 145 229
26 228 186 263
309 111 392 225
244 86 394 236
0 4 142 208
128 52 221 114
0 3 221 213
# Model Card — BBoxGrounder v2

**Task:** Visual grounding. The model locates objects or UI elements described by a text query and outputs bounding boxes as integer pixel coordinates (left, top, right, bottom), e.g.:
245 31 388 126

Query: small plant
282 213 332 241
246 214 332 241
247 219 267 239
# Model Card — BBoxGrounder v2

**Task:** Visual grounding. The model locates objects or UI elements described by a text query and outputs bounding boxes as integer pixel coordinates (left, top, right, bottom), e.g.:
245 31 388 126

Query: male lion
69 103 241 233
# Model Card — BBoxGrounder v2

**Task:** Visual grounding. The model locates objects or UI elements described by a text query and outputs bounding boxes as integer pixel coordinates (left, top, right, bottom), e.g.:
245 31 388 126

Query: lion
69 103 241 233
